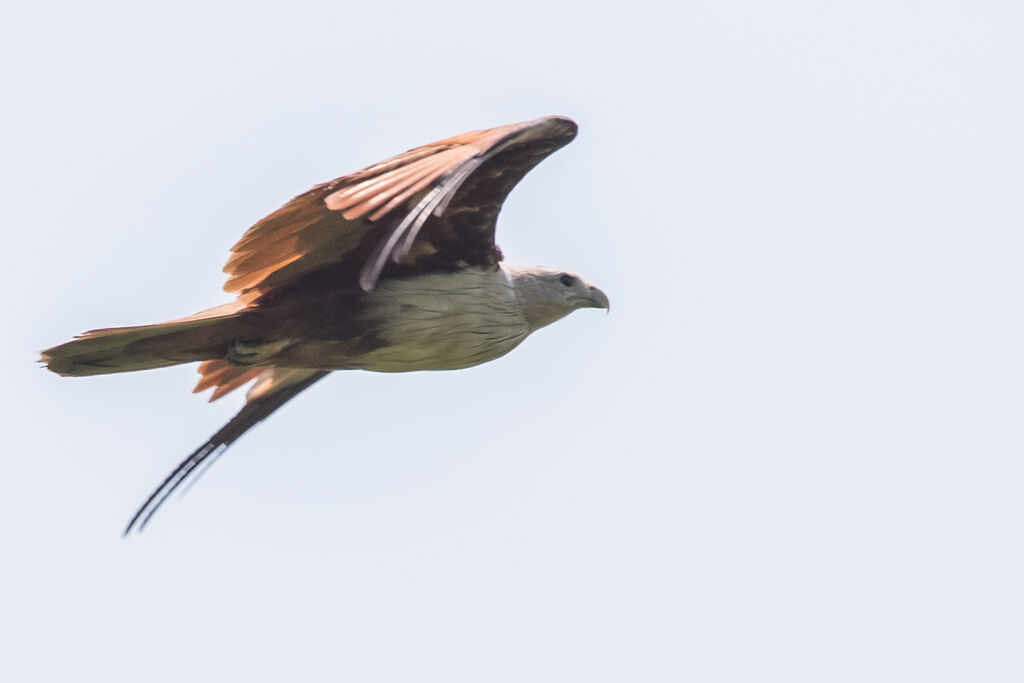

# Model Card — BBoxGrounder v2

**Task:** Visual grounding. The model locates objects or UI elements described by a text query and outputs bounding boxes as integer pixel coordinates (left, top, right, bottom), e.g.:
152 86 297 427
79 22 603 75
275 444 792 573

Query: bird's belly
353 308 528 372
350 272 529 372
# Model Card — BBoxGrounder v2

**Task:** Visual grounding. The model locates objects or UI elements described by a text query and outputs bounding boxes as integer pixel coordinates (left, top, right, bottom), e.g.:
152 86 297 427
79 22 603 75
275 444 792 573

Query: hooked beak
583 284 610 311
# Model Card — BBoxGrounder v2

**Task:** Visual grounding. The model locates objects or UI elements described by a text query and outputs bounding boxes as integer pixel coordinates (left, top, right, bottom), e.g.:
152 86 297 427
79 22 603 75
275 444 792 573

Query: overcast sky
3 1 1023 681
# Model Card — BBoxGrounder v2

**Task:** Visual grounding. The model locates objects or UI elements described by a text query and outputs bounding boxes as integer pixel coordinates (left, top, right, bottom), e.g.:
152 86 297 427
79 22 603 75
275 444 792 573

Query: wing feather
326 149 462 216
221 116 577 300
125 368 327 534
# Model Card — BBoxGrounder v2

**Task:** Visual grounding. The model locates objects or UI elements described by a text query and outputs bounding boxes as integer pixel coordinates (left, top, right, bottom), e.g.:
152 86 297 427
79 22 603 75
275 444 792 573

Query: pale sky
4 1 1023 681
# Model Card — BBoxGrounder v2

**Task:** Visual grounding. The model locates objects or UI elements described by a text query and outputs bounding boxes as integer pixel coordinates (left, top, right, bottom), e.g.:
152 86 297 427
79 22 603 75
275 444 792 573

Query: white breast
352 266 530 372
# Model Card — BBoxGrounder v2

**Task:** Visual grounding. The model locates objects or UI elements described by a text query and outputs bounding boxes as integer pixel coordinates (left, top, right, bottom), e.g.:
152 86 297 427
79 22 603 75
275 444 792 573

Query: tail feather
40 303 252 377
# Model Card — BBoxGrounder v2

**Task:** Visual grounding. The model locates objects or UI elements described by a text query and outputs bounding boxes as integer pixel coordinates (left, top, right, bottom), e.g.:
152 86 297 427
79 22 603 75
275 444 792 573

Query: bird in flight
41 115 608 534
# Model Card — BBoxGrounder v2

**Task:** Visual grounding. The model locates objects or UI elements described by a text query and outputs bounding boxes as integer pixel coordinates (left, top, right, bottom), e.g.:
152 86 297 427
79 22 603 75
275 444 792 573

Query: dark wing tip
511 116 577 150
534 115 578 140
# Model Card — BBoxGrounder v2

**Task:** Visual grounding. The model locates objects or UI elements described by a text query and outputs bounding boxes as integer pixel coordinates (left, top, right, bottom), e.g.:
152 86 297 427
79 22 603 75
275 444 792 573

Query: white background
3 1 1023 681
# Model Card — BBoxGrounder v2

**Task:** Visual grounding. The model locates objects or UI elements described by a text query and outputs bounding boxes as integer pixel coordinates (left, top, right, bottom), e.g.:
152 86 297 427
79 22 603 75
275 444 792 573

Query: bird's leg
226 338 293 365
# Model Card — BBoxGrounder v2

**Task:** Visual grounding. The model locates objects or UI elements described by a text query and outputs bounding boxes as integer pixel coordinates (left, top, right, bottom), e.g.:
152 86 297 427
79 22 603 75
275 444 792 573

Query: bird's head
504 264 610 332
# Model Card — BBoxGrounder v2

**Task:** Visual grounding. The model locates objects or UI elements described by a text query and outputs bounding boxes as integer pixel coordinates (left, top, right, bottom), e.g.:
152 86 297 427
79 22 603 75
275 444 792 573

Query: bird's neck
503 264 573 333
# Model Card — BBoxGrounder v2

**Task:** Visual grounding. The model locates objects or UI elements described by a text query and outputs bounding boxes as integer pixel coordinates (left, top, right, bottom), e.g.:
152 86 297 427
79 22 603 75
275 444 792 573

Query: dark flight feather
123 371 328 535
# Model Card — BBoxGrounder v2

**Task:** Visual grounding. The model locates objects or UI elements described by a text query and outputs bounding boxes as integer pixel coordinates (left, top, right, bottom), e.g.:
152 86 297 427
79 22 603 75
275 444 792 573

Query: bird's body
344 265 529 372
40 115 608 533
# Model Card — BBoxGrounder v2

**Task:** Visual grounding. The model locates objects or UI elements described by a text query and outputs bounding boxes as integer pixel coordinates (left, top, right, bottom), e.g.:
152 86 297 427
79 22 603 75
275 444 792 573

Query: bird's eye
559 274 575 287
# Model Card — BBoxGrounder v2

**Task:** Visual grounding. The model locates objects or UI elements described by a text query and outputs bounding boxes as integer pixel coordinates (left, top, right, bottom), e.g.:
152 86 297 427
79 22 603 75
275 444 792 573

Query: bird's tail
40 303 256 377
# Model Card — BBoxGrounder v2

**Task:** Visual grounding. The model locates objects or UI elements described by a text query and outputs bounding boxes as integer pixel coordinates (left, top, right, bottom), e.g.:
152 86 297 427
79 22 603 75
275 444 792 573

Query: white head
503 264 610 332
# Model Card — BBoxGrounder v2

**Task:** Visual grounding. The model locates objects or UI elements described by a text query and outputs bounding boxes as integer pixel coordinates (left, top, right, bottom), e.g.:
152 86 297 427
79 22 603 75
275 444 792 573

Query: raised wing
124 368 328 534
224 115 577 301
